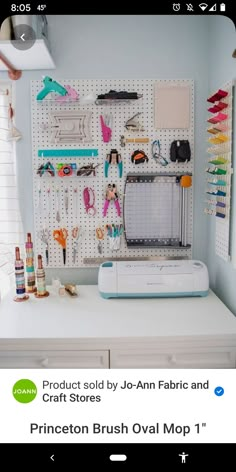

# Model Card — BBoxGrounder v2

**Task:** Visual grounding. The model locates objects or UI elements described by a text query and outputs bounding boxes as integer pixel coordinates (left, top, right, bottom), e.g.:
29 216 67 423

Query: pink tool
83 187 96 216
56 85 78 102
100 114 112 142
103 183 121 217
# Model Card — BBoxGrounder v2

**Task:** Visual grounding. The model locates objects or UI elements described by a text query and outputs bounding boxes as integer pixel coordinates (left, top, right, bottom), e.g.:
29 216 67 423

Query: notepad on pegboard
154 83 190 129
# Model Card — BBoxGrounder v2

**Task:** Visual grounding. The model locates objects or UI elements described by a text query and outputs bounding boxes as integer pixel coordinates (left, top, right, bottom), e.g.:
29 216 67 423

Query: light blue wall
207 16 236 313
0 15 209 284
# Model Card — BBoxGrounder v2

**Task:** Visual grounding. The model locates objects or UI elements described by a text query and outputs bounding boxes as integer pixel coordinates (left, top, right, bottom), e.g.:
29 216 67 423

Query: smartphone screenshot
0 1 235 465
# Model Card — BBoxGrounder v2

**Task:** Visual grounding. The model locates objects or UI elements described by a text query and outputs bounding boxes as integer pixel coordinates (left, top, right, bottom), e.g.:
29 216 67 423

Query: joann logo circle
12 379 37 403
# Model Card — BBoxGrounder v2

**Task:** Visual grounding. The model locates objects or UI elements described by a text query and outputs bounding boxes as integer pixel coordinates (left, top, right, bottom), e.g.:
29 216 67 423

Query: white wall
0 15 209 283
207 16 236 313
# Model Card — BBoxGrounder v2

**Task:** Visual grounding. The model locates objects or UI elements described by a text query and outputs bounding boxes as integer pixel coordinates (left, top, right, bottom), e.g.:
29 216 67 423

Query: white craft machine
98 260 209 299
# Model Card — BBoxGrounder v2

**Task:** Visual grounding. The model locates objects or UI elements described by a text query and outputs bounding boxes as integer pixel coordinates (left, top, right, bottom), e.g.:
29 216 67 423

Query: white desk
0 286 236 368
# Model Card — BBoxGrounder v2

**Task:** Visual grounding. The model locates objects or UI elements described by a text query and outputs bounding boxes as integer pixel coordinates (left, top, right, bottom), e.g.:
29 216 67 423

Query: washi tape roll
25 233 36 293
14 247 29 302
35 255 49 298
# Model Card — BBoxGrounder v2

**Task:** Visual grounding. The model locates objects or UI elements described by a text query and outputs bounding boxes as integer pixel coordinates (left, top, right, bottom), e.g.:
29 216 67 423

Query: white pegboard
205 80 234 262
31 79 194 268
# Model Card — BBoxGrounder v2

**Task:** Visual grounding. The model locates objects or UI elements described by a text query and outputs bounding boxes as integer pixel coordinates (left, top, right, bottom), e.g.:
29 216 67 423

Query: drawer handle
41 357 49 367
169 354 177 365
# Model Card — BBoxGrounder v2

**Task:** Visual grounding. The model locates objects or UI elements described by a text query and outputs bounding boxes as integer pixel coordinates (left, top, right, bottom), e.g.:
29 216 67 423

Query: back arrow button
50 455 54 461
11 24 36 51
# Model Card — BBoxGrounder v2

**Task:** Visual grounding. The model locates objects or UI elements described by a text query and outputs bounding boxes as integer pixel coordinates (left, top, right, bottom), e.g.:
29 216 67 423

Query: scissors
96 226 105 254
37 228 50 265
72 226 82 263
53 228 68 265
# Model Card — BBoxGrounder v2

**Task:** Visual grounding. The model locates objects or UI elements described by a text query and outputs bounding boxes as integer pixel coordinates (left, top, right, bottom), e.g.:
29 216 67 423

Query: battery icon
220 3 226 10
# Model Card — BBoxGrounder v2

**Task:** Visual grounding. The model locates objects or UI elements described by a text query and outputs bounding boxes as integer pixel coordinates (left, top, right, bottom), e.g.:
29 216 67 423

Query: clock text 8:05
11 4 31 12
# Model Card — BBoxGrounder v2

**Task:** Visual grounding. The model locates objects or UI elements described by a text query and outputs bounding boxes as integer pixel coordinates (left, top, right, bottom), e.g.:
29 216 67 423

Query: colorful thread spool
35 255 49 298
13 247 29 302
25 233 36 293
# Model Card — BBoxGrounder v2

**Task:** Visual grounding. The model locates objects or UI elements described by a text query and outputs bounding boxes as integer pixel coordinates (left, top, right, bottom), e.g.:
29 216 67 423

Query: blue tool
37 76 68 101
38 149 99 158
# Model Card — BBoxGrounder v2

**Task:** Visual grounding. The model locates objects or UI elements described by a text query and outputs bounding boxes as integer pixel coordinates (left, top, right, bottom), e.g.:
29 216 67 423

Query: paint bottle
35 255 49 298
14 247 29 302
25 233 36 293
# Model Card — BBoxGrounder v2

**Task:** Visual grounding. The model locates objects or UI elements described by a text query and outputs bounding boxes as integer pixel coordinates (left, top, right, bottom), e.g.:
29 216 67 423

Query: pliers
104 149 123 178
103 183 121 217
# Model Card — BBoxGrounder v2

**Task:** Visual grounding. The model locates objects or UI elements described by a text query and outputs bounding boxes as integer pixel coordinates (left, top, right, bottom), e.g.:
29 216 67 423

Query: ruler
83 256 188 265
38 149 99 157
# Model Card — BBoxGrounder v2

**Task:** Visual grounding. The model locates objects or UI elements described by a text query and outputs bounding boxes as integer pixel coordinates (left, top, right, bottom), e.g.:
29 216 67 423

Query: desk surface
0 286 236 340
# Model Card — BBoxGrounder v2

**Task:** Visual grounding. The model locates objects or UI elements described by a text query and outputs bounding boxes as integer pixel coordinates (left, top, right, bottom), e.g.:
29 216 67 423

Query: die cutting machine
98 260 209 299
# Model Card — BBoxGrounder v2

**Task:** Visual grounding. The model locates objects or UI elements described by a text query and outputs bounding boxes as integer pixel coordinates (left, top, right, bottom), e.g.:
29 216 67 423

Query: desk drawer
110 348 236 368
0 350 109 368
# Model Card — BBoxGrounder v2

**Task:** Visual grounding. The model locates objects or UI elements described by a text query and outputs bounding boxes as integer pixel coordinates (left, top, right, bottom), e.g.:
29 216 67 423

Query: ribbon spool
25 233 36 293
13 247 29 302
35 255 50 298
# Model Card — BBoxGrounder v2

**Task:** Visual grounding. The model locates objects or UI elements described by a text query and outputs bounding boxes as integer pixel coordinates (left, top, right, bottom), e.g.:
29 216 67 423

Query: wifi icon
199 3 208 10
